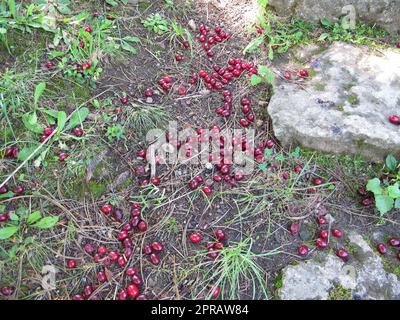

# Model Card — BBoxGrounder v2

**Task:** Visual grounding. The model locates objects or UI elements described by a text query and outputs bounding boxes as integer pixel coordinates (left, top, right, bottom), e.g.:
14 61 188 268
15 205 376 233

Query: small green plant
201 238 280 299
106 124 125 141
250 65 274 86
0 207 59 241
366 154 400 215
318 17 388 45
142 14 169 35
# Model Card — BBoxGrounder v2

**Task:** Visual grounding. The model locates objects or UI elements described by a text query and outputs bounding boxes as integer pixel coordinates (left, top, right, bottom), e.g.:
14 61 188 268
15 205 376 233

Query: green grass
200 238 281 300
328 285 352 300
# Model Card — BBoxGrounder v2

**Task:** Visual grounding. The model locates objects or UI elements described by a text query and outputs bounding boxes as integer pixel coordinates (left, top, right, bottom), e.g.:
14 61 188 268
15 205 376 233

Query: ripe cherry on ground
151 242 164 252
58 152 69 162
388 115 400 125
289 223 300 235
388 238 400 247
332 229 343 238
298 245 309 257
120 96 129 105
143 245 152 255
313 177 323 186
336 248 349 261
215 229 225 241
72 127 84 137
189 232 202 243
211 286 221 299
144 88 154 97
126 284 140 298
98 245 107 255
100 204 113 215
377 243 387 254
66 259 77 269
320 230 329 239
131 274 142 285
118 290 128 300
149 253 160 265
202 186 213 196
317 216 327 225
97 271 107 283
298 69 309 78
315 238 328 249
108 251 119 261
137 220 148 232
126 267 137 277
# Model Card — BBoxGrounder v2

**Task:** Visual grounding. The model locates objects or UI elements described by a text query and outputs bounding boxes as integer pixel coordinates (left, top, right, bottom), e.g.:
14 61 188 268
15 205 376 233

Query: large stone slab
268 42 400 161
279 232 400 300
268 0 400 34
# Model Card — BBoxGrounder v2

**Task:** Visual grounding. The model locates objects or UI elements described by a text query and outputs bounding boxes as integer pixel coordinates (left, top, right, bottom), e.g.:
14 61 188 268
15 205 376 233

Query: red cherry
213 174 222 182
150 176 161 185
215 229 225 241
126 267 137 277
151 241 164 252
313 177 324 186
97 271 107 283
112 208 123 222
188 179 199 190
66 259 77 269
13 185 24 194
82 63 91 70
239 119 249 127
126 284 140 298
118 290 128 300
83 285 94 297
189 232 202 243
361 198 374 207
242 105 250 114
58 152 69 162
298 245 309 257
100 204 113 215
283 71 291 80
117 255 127 267
388 238 400 247
72 127 84 137
149 253 160 265
214 242 224 250
377 243 387 254
138 220 148 232
336 248 349 261
247 114 255 122
144 88 154 97
120 96 129 105
117 230 128 241
317 216 327 225
43 126 54 137
315 238 328 249
265 140 275 149
143 245 152 255
211 286 221 299
84 244 94 254
202 186 213 196
320 230 329 239
131 274 142 285
298 69 309 78
332 229 343 238
397 42 400 49
388 115 400 125
72 294 84 300
98 246 107 255
0 213 10 222
289 223 300 235
175 54 183 61
199 70 207 78
294 165 302 173
85 27 92 33
108 251 119 261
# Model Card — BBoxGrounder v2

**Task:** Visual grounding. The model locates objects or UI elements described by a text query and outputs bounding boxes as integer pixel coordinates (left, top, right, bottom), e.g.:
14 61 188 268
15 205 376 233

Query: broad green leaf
8 0 16 18
49 50 65 60
22 113 43 134
9 212 19 221
366 178 382 195
385 154 398 172
388 183 400 199
33 216 59 229
65 107 89 130
0 28 7 34
320 18 332 27
375 195 394 216
34 82 46 109
258 163 268 173
0 191 14 199
106 0 118 6
123 36 140 43
27 211 42 225
57 111 67 132
121 42 137 54
18 146 40 161
0 226 19 240
250 74 262 86
243 36 264 54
